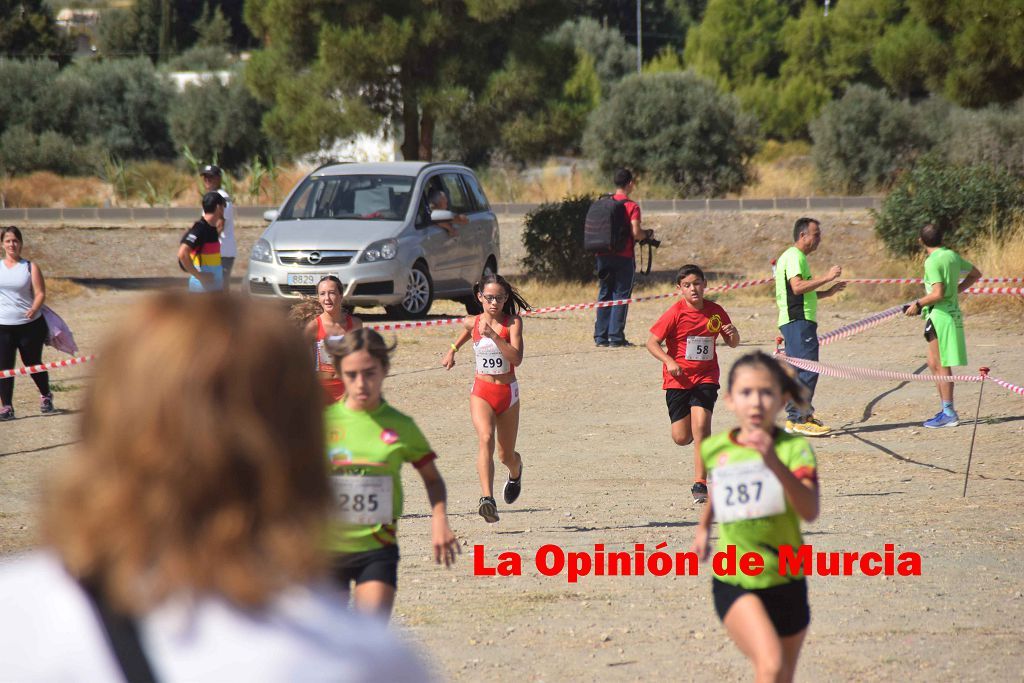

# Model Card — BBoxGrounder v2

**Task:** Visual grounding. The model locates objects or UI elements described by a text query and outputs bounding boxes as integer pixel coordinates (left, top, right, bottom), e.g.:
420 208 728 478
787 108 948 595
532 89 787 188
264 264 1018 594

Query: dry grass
123 160 192 206
737 141 817 199
0 163 313 209
0 173 109 208
46 278 88 301
476 161 606 204
3 144 823 209
960 222 1024 317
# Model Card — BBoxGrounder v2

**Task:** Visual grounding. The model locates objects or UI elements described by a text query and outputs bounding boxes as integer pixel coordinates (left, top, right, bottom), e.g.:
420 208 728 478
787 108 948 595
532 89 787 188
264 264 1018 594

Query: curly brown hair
43 293 332 614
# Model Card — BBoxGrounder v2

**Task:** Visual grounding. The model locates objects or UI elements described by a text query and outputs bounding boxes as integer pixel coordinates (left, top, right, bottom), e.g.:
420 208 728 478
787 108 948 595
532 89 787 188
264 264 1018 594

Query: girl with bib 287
442 274 530 524
691 352 820 683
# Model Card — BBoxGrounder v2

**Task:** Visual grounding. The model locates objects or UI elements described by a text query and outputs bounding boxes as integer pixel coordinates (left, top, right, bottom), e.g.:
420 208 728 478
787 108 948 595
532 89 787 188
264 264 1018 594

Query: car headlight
359 239 398 263
251 238 273 263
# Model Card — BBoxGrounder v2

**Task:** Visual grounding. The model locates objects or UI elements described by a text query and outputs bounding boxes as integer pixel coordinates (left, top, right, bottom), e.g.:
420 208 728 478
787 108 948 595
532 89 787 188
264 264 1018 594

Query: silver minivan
246 161 500 317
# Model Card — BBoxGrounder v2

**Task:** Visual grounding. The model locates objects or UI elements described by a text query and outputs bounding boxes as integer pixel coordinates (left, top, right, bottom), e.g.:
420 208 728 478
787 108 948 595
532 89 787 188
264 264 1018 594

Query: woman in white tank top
0 226 53 419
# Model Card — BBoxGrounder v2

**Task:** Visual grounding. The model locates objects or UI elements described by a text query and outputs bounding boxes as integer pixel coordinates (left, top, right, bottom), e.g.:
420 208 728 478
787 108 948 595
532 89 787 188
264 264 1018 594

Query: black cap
200 164 222 177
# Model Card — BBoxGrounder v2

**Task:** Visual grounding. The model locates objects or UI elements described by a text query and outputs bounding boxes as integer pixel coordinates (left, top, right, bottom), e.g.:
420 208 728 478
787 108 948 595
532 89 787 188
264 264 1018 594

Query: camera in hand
639 236 661 248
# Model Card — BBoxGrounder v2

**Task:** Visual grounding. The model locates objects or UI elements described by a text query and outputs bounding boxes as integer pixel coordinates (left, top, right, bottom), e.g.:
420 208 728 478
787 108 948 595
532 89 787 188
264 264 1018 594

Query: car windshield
278 174 416 221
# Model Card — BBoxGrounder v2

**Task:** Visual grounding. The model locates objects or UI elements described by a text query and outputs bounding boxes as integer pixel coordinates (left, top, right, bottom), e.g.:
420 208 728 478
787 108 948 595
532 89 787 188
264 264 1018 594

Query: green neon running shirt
775 246 816 326
702 429 818 589
923 247 972 316
324 400 436 554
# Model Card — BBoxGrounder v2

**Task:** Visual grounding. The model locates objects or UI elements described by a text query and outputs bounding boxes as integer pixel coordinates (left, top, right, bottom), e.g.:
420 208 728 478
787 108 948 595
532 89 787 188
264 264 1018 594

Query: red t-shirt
649 299 732 390
599 192 640 259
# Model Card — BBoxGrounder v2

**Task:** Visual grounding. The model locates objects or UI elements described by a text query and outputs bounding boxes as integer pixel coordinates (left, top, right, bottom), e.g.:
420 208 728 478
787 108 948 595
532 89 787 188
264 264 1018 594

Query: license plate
287 273 332 286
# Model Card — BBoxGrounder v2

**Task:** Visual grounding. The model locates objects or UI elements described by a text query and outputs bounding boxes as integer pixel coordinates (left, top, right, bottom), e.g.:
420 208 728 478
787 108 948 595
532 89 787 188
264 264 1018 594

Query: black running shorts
712 577 810 637
331 545 400 589
924 318 937 342
665 384 719 423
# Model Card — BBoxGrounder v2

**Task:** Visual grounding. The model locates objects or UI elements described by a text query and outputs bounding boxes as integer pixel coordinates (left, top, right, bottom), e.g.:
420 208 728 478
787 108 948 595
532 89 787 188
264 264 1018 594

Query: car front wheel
385 262 433 319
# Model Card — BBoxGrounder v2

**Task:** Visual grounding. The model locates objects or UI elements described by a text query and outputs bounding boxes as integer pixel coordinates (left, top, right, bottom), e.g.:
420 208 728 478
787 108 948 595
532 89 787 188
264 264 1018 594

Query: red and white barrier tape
776 353 1024 398
840 276 1022 285
707 277 775 291
817 305 905 346
777 353 982 383
0 354 96 379
4 276 1021 373
366 277 776 331
988 376 1024 396
963 286 1024 296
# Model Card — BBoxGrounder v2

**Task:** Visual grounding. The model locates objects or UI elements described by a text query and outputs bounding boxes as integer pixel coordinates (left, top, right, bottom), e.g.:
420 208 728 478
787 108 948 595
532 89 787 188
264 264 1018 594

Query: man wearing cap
178 192 226 292
200 165 237 290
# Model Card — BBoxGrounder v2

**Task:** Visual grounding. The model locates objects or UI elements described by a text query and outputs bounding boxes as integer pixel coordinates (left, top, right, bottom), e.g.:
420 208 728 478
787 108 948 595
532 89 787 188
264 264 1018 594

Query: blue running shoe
924 411 959 428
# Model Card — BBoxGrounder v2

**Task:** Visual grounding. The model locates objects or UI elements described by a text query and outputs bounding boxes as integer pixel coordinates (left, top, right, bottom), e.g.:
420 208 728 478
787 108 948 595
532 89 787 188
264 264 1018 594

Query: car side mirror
430 209 454 223
263 209 279 222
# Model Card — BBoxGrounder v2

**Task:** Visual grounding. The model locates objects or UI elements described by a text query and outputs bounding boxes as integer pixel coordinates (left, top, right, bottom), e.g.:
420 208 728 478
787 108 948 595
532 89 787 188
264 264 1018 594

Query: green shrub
54 58 175 160
583 71 759 197
942 100 1024 179
0 59 63 134
548 17 636 96
810 85 932 194
168 74 271 172
521 194 595 281
0 127 94 176
873 157 1024 256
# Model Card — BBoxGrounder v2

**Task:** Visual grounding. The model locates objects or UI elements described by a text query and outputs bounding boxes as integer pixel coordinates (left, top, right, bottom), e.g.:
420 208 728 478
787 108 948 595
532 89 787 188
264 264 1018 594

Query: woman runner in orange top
300 276 362 403
442 274 530 524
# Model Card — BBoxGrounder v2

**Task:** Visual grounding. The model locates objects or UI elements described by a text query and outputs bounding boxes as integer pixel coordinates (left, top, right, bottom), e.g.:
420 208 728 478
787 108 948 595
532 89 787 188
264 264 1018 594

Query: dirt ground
2 212 1023 682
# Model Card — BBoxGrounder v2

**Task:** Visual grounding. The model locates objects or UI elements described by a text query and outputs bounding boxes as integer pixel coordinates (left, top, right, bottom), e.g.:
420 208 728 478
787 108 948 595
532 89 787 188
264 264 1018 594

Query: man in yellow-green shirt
775 217 846 436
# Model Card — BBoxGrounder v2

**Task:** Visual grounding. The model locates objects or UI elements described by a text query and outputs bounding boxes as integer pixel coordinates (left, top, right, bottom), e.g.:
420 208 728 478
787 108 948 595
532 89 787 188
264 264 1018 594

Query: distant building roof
56 8 99 26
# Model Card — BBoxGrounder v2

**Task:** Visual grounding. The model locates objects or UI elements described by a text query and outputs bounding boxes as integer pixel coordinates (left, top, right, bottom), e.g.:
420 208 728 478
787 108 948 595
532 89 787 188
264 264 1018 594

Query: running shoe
595 340 609 347
784 420 798 434
478 496 500 523
0 406 13 421
923 411 959 428
691 480 708 504
608 340 635 348
40 394 55 414
788 418 831 437
503 461 523 505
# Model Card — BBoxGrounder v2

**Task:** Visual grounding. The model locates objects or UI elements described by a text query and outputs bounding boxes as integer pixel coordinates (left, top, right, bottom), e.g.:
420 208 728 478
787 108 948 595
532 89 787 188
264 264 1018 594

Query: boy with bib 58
647 264 740 504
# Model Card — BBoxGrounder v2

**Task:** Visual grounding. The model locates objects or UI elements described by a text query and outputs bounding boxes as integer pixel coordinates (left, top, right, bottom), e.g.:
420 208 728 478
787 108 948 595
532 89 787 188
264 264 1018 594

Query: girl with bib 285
442 274 530 524
324 329 458 619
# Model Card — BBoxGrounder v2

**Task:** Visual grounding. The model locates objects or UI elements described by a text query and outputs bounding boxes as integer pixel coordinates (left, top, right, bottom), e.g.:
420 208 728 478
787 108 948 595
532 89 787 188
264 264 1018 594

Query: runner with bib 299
442 274 530 524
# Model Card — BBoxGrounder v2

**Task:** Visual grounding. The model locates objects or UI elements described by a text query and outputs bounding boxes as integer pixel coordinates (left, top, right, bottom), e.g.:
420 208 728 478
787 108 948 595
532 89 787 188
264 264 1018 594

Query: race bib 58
685 335 714 361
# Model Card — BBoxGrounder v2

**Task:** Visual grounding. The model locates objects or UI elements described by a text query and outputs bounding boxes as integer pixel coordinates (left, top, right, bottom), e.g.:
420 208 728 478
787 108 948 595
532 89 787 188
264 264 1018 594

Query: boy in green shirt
903 223 981 428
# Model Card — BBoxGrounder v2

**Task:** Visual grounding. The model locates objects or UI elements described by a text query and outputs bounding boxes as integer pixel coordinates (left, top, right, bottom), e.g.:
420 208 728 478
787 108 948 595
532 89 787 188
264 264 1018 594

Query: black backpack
583 194 630 253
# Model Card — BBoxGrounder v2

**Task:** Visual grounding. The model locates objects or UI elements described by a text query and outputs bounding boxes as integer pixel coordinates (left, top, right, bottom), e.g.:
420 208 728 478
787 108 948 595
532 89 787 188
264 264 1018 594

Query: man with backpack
589 168 654 348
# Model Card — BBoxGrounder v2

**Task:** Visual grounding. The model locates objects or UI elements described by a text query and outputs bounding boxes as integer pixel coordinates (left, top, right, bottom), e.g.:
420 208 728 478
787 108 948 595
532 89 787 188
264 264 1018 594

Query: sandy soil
2 212 1023 682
